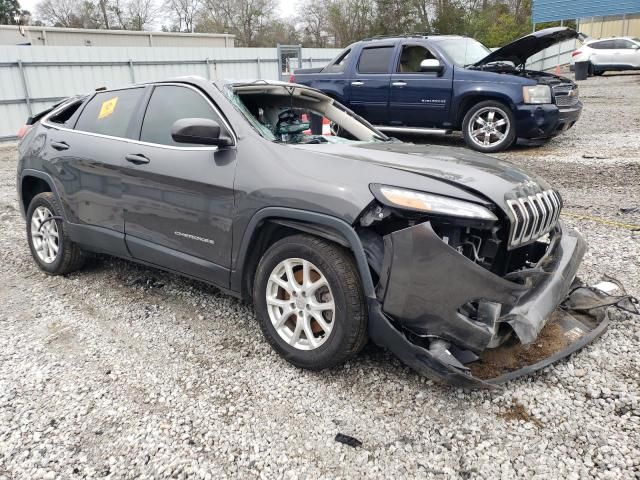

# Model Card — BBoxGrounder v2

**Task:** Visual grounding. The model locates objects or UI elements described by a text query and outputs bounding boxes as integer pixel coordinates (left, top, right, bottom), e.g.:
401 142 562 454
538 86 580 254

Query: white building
0 25 235 48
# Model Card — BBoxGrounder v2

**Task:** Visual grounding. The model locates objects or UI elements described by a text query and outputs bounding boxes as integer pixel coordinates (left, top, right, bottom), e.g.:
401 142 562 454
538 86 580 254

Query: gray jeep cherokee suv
16 77 603 387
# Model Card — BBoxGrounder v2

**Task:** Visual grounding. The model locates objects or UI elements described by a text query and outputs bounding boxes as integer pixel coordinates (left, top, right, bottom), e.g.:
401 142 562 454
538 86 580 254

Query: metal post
256 57 261 78
17 59 32 117
556 20 563 71
128 59 135 83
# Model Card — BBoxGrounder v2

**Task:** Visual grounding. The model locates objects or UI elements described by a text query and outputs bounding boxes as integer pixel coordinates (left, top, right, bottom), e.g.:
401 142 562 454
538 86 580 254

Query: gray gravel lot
1 72 639 479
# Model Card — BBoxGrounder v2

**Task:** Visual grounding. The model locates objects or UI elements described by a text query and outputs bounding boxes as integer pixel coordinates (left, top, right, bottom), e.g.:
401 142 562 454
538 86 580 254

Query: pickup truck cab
293 27 582 153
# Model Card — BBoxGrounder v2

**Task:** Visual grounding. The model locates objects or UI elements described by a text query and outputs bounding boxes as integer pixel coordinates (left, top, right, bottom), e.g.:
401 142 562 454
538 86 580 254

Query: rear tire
26 192 85 275
253 234 368 370
462 100 516 153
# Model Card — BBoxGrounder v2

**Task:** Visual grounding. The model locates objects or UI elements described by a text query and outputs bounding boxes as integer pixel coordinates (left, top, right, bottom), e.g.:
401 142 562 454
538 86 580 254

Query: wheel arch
20 170 60 218
232 208 376 302
455 93 515 129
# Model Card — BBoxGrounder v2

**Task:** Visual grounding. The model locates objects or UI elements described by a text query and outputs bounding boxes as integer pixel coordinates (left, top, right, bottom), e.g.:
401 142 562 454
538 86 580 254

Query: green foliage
0 0 22 24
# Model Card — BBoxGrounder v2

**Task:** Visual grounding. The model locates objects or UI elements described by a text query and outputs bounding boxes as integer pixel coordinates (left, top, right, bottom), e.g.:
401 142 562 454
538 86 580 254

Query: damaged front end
358 187 612 387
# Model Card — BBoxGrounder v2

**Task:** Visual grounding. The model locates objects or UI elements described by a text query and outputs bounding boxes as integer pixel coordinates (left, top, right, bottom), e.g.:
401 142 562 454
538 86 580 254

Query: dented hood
473 27 579 68
294 141 551 211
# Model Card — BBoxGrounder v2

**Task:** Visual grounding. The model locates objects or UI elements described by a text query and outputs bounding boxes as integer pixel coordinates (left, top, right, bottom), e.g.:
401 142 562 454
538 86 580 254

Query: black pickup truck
292 27 582 153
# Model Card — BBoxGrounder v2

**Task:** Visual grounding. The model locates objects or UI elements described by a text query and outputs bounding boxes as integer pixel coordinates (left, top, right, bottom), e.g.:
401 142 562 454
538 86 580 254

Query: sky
19 0 300 21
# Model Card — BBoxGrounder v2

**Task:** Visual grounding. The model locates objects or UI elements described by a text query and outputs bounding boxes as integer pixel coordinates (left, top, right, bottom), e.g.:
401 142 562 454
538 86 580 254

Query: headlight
372 185 498 221
522 85 552 104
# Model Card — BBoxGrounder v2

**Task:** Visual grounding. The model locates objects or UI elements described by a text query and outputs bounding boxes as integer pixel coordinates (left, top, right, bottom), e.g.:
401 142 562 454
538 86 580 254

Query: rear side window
140 85 223 146
324 49 351 73
48 101 83 127
357 46 394 74
75 88 144 138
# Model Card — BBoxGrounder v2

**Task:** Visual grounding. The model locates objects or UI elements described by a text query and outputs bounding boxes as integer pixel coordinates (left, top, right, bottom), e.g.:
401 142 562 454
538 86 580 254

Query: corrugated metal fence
0 46 341 141
0 41 579 141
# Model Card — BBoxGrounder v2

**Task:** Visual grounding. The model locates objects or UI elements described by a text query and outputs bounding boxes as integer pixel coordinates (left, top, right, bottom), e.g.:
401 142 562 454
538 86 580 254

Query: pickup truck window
357 46 394 74
431 38 491 67
324 49 351 73
397 45 436 73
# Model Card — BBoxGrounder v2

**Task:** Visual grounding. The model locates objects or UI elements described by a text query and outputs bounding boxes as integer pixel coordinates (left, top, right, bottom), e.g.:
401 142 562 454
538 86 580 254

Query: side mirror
420 59 444 74
171 118 232 146
633 44 640 50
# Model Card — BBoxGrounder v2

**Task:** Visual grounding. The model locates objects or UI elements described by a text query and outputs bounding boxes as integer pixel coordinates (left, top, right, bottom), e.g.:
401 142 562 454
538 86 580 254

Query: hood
293 141 552 212
473 27 579 68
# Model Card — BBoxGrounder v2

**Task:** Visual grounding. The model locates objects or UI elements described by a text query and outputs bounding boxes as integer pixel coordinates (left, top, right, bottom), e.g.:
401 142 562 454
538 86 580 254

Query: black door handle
51 141 69 151
125 153 150 165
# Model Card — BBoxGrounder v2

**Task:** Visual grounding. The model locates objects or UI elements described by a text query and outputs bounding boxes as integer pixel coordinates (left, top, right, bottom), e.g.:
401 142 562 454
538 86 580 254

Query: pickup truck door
348 44 395 125
389 43 453 128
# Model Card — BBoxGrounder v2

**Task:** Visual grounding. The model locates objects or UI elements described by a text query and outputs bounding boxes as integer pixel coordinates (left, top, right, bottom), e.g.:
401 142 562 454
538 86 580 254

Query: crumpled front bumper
369 220 608 388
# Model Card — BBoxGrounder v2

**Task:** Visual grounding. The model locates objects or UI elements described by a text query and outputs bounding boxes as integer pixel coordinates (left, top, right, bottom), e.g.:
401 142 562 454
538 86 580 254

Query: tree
325 0 376 46
112 0 160 30
200 0 277 46
0 0 23 24
296 0 330 47
164 0 201 32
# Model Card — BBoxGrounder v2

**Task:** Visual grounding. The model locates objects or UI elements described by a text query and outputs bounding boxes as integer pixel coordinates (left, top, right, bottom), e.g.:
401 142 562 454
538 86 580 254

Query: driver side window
140 85 223 147
397 45 436 73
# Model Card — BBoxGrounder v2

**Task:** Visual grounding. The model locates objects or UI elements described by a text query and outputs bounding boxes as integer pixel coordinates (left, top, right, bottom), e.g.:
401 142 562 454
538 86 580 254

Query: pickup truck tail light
571 50 582 57
288 74 296 83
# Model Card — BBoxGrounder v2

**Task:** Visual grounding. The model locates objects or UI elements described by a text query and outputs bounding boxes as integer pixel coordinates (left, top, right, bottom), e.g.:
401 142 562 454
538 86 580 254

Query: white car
571 37 640 75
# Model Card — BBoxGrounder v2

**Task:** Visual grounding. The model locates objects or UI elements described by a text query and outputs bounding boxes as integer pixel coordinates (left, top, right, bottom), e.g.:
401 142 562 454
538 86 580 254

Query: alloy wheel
468 107 510 148
30 206 59 264
266 258 335 350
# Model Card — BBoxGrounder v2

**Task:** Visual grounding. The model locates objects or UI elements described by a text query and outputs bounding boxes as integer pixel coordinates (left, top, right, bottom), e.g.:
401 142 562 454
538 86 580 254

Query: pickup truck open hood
473 27 579 68
293 141 551 211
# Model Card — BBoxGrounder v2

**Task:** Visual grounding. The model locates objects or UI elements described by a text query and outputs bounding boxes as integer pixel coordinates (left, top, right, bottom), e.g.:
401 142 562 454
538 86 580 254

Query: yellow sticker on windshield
98 97 118 119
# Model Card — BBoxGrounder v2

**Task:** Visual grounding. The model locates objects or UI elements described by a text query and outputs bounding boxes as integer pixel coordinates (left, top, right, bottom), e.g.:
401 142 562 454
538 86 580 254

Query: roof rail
361 32 433 41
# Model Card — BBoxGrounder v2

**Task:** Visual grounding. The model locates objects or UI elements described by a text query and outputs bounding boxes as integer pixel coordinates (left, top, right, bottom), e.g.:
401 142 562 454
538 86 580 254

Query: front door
121 84 237 287
389 43 453 127
348 45 395 125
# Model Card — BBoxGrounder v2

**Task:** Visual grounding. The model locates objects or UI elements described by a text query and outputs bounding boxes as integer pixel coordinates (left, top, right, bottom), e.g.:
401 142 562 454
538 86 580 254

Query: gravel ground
1 72 639 479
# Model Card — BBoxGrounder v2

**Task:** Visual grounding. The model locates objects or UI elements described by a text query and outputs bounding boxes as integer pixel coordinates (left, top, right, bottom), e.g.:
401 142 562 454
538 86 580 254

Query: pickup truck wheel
26 192 85 275
462 101 516 153
253 234 367 370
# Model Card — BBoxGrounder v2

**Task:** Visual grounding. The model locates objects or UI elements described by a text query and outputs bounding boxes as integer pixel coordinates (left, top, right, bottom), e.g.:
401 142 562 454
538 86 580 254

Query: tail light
571 50 582 57
288 74 295 83
17 124 30 139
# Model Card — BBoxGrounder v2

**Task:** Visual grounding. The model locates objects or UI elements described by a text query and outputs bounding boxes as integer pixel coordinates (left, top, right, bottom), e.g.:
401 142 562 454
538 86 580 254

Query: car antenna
95 86 107 91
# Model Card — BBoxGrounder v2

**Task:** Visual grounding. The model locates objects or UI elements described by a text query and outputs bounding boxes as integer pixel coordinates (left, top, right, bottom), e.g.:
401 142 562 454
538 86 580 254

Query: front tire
253 234 367 370
462 100 516 153
26 192 85 275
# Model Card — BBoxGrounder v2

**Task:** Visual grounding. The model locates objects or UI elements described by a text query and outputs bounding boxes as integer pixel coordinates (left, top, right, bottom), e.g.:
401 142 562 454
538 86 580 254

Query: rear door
121 83 237 287
588 40 617 67
348 44 395 125
44 87 146 255
389 42 453 127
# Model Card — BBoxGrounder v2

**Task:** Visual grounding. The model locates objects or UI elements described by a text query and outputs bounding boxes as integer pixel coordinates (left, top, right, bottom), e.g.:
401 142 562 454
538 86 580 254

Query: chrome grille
506 190 562 248
553 84 579 107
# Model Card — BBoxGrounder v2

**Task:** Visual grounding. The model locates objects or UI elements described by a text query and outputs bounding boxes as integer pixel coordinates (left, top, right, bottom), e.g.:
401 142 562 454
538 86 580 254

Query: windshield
432 38 491 67
222 83 388 145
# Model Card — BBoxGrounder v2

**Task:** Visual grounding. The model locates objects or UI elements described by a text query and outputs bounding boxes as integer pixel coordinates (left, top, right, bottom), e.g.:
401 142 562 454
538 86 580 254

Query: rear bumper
514 103 582 139
368 221 605 388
